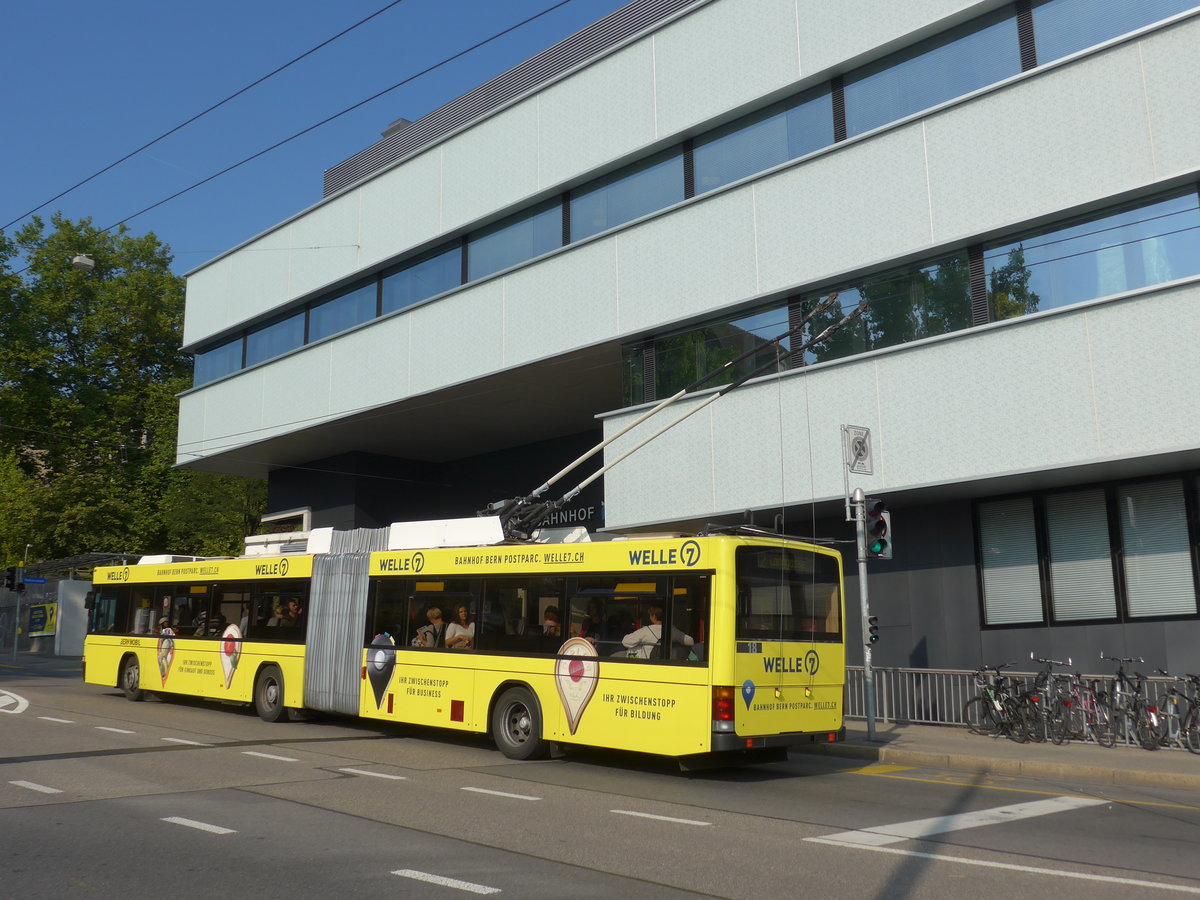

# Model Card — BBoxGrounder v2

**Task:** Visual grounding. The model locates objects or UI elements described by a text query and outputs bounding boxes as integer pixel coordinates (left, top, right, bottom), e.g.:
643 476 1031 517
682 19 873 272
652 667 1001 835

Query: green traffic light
868 538 888 555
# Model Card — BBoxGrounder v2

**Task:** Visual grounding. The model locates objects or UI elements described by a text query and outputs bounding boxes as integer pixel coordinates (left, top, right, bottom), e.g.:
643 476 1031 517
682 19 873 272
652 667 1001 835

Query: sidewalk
805 719 1200 791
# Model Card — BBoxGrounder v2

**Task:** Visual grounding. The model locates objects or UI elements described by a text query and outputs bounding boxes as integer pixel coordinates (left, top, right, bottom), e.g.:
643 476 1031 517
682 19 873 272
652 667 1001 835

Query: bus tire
491 687 547 760
120 654 145 702
254 665 287 723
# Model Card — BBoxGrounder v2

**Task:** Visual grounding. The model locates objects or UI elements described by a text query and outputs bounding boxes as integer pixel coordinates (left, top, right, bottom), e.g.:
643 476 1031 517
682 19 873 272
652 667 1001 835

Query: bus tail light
712 686 735 732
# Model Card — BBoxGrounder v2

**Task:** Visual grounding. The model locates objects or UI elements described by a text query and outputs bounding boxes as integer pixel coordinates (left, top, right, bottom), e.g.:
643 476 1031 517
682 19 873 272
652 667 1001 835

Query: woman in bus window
622 606 693 660
445 605 475 649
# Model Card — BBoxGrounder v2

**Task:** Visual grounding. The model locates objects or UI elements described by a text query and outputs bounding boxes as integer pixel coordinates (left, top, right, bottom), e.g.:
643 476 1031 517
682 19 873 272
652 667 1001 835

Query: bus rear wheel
254 665 287 722
120 655 145 701
492 687 547 760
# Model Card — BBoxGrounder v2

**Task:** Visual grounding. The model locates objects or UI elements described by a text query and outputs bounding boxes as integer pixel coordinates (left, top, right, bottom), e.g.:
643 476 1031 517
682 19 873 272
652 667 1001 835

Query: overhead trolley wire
0 0 411 233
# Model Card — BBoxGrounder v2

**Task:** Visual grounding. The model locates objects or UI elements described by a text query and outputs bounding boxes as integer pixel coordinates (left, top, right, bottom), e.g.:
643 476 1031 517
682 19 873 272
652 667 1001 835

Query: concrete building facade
179 0 1200 671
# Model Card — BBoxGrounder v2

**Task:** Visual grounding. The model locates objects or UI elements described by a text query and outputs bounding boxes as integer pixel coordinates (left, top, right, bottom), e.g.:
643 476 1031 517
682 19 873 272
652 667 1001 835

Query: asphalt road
3 659 1200 899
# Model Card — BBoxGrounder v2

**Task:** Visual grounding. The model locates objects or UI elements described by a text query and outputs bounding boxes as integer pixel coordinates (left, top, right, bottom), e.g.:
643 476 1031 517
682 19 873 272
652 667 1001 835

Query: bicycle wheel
1134 701 1163 751
1048 699 1071 745
1159 695 1185 749
1091 697 1117 749
1185 708 1200 755
1020 697 1047 743
963 697 1001 736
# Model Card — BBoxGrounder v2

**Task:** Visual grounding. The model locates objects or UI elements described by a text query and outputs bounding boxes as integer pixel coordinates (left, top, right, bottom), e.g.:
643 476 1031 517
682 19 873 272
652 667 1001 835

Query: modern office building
179 0 1200 671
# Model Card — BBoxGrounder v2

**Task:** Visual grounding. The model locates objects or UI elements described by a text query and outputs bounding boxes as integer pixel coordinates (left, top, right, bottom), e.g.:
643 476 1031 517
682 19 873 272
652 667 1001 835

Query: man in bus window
622 606 694 659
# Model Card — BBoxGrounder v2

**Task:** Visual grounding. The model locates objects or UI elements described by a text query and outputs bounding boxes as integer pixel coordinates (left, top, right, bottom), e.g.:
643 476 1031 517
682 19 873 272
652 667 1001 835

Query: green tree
0 214 264 563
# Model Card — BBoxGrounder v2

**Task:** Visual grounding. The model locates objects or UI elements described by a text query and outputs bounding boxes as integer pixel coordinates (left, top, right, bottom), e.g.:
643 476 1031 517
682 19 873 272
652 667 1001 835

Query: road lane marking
461 787 540 801
845 764 915 775
38 716 74 724
392 869 500 895
611 810 712 826
850 770 1200 810
242 751 299 762
815 796 1107 846
9 780 62 794
96 726 137 734
0 690 29 714
805 840 1200 894
162 817 236 835
162 738 211 746
338 768 407 780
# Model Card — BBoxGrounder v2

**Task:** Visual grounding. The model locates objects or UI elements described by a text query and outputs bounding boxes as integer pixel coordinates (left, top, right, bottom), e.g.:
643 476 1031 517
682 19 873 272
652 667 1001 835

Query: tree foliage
0 214 264 564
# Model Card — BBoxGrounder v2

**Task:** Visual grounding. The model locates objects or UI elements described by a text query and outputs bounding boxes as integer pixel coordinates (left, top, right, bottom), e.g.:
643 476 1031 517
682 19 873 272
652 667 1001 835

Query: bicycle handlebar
1101 652 1144 663
1030 653 1071 667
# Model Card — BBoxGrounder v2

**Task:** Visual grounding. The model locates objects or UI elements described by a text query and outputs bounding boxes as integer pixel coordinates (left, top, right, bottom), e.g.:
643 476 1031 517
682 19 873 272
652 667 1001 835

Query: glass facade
844 10 1021 138
309 282 377 343
190 2 1198 387
571 151 684 241
985 191 1200 320
694 90 833 194
467 202 562 281
1032 0 1196 64
381 245 462 315
245 312 305 368
193 339 242 385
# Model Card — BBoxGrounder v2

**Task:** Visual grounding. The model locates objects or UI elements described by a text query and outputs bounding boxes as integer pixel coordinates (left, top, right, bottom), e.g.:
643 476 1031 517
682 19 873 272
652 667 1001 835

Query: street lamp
71 253 95 271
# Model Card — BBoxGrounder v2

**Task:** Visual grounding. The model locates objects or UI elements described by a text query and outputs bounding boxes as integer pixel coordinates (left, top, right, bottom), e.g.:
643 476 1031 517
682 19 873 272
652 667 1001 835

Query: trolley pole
851 487 877 741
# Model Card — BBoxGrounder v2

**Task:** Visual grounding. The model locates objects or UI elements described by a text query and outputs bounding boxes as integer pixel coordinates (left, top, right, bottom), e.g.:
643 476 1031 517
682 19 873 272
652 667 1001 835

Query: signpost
842 425 878 742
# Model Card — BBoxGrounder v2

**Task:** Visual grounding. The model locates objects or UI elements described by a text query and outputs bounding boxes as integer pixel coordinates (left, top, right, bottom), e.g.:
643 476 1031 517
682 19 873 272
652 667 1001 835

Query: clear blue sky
3 0 629 274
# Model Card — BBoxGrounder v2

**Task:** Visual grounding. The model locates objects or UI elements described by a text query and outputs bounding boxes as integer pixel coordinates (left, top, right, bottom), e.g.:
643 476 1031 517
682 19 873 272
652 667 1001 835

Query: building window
645 302 791 400
245 312 305 368
570 150 684 241
977 477 1199 626
844 8 1021 138
978 497 1044 625
1044 489 1117 621
693 89 832 194
193 338 243 386
1119 479 1198 617
1031 0 1197 64
802 253 973 365
309 281 377 343
381 244 462 315
467 201 563 281
985 190 1200 321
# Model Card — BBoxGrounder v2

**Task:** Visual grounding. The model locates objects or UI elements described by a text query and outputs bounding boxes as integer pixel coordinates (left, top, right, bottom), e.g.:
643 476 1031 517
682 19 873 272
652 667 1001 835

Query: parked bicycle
963 663 1027 742
1047 668 1116 748
1101 653 1162 750
1024 653 1071 744
1151 669 1200 752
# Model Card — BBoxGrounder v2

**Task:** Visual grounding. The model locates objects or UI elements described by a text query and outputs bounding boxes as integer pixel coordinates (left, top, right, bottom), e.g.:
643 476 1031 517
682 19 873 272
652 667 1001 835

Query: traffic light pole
851 487 877 741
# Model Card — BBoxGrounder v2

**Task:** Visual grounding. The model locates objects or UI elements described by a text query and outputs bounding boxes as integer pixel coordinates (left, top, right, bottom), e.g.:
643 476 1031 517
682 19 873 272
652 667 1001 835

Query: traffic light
3 567 14 591
865 498 891 560
867 615 879 644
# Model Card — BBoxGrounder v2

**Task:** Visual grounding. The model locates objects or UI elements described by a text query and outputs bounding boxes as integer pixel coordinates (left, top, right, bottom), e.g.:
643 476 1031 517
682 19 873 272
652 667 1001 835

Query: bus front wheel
120 655 145 702
491 687 547 760
254 665 287 722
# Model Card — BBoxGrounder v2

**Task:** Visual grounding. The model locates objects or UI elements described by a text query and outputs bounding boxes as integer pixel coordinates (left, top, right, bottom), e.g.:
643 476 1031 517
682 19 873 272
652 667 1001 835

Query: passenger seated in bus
286 598 304 626
446 604 475 649
622 607 694 660
268 604 286 626
578 601 607 646
542 606 561 637
414 608 446 647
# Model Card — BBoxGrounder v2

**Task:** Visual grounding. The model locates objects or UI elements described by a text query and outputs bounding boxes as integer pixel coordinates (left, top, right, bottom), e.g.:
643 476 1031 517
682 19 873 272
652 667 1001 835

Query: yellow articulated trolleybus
83 526 845 765
85 300 863 764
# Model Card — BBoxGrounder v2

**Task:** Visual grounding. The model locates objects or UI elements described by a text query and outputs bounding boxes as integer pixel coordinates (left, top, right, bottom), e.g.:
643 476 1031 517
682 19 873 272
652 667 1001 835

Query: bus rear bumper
710 726 845 753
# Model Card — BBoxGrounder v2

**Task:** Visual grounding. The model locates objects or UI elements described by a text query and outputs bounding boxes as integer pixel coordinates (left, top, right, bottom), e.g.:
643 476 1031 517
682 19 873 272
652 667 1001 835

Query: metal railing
846 665 1195 750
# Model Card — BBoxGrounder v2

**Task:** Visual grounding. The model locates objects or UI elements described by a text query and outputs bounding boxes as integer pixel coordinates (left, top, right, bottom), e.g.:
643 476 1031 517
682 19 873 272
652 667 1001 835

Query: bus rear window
735 546 841 642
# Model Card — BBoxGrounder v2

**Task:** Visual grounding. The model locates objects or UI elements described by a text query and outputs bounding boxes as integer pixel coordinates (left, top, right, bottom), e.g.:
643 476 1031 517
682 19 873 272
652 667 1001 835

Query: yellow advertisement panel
28 603 58 637
372 538 714 578
94 555 314 585
732 641 845 735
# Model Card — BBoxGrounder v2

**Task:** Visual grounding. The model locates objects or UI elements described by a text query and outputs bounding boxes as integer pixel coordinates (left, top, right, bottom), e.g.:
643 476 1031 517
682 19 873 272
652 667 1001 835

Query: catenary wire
0 0 411 233
5 0 580 278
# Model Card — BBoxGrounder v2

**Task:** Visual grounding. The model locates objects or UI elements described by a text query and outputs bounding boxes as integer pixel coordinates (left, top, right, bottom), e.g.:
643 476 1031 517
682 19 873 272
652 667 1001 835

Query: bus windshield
735 545 841 642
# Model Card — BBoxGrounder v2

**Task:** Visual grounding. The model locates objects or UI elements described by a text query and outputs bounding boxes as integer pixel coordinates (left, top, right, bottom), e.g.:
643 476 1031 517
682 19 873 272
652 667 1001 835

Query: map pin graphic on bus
742 680 756 709
220 624 242 690
367 634 396 709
